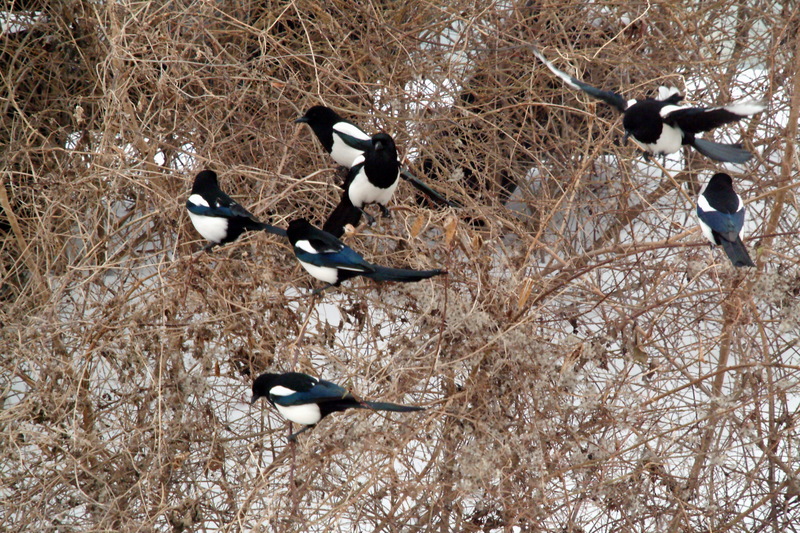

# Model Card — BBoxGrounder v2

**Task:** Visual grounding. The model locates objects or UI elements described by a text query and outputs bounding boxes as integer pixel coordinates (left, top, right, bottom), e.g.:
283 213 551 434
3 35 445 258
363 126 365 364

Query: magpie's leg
203 242 218 252
358 207 376 226
379 204 391 218
311 283 334 296
288 425 314 442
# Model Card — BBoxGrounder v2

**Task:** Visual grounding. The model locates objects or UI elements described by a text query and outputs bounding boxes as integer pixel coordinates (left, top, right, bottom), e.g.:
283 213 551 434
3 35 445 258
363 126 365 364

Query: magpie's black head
296 106 342 127
191 170 219 194
251 372 281 404
286 218 314 244
707 172 734 191
371 133 397 156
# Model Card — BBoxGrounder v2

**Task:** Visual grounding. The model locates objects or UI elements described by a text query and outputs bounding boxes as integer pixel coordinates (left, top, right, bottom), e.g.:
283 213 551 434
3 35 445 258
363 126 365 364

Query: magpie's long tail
366 265 446 283
323 193 362 238
692 138 754 164
361 401 426 412
400 168 463 208
255 222 287 237
720 237 755 268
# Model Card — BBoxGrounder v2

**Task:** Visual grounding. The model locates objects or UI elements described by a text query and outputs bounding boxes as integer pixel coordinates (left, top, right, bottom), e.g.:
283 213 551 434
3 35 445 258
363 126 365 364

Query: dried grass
2 1 799 531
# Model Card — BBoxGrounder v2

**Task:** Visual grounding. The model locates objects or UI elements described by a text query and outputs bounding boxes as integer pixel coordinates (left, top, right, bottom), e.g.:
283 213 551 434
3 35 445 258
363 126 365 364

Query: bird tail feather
256 222 287 237
323 194 362 238
400 168 463 208
720 237 755 267
692 138 753 164
367 266 445 283
363 401 425 412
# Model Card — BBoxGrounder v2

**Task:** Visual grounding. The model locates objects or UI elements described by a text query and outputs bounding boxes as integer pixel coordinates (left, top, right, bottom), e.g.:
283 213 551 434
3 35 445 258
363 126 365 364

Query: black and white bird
533 49 766 163
295 105 373 168
286 218 445 293
296 105 461 207
186 170 286 250
323 133 401 237
251 371 425 441
696 172 755 268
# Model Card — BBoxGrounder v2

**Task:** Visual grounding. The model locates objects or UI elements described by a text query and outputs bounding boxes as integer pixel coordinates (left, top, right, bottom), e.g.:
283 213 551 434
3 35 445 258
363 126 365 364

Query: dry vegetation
2 0 800 531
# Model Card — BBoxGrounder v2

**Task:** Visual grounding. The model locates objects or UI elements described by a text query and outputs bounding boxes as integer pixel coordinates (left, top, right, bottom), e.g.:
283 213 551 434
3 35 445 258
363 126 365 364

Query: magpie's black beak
294 116 308 124
622 131 630 144
250 394 259 405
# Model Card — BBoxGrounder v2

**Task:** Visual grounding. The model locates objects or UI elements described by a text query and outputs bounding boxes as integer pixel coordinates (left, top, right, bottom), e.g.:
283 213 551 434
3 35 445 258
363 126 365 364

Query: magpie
186 170 286 250
696 172 755 268
533 49 766 163
296 105 461 207
286 218 445 293
323 132 400 237
251 371 425 441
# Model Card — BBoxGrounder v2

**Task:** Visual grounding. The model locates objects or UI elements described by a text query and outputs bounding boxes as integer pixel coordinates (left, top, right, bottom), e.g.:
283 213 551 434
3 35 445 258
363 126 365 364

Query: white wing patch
333 121 370 140
294 239 320 255
187 193 209 208
331 137 368 168
697 194 715 213
270 385 300 396
696 215 716 245
660 103 691 118
657 86 681 101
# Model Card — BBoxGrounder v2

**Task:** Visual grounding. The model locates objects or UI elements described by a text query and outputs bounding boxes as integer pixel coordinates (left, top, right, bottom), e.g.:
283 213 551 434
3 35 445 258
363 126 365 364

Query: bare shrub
1 1 799 531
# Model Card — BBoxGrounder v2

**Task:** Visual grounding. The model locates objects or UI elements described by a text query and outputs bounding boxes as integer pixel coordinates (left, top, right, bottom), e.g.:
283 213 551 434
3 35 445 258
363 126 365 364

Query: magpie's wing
333 121 372 150
296 244 376 273
341 159 366 190
185 189 260 220
302 223 349 253
294 224 376 272
665 101 766 134
272 379 353 406
532 48 628 113
697 208 745 241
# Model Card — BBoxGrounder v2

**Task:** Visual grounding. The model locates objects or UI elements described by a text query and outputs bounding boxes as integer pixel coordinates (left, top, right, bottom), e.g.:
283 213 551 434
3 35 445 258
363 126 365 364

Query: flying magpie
296 105 461 207
533 49 766 163
251 371 425 441
286 218 445 293
696 172 755 267
323 132 400 237
186 170 286 250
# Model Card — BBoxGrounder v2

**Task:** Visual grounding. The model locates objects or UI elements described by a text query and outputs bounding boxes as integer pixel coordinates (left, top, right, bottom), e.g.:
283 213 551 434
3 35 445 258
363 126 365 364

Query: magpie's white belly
644 123 683 155
348 170 400 207
331 138 366 168
275 402 322 426
188 211 228 243
299 260 340 284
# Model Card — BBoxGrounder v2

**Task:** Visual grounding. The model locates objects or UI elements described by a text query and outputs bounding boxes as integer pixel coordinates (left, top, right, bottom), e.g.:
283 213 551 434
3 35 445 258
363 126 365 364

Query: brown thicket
2 1 799 532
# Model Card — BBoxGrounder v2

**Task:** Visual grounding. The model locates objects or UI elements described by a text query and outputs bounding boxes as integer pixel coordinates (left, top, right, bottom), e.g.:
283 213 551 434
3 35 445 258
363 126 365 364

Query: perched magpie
186 170 286 250
251 371 425 441
295 105 373 168
696 172 755 267
286 218 445 293
296 105 461 207
533 49 766 163
323 132 400 237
